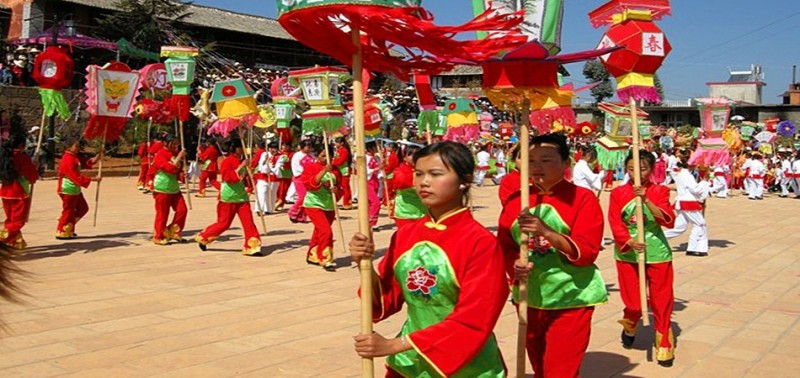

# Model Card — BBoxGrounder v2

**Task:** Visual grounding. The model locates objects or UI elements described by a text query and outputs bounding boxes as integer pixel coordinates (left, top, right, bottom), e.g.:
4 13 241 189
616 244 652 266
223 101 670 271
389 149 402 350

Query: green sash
221 178 248 203
61 177 81 195
614 200 672 263
388 242 505 378
303 172 335 210
154 171 180 194
510 204 607 309
394 188 426 220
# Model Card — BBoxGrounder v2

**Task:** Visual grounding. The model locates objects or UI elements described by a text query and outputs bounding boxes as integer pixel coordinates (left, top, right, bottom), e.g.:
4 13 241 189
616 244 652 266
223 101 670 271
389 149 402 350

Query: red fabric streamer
170 94 191 122
83 116 128 142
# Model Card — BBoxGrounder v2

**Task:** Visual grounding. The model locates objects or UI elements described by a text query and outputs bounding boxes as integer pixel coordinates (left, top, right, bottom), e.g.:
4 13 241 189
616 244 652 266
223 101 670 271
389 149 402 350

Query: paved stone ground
0 176 798 377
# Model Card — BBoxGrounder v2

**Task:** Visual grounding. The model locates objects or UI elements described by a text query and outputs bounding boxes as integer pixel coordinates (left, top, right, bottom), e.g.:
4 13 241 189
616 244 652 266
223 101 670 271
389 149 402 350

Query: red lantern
591 2 672 103
32 46 74 90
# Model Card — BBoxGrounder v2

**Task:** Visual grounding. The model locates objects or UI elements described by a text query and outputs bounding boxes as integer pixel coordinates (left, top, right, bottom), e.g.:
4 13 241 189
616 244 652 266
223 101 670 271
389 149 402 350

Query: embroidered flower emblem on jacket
406 267 437 295
628 214 637 225
528 235 552 254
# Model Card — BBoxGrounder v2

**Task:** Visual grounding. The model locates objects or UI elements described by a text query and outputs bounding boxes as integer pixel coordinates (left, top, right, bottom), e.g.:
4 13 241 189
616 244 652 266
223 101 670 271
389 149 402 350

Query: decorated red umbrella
589 0 672 343
276 3 526 374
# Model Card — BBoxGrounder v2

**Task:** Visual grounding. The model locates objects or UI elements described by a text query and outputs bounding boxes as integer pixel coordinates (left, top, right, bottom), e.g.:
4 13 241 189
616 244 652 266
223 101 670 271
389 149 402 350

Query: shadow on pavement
334 247 387 268
261 239 311 255
580 351 639 377
21 239 134 259
674 239 735 251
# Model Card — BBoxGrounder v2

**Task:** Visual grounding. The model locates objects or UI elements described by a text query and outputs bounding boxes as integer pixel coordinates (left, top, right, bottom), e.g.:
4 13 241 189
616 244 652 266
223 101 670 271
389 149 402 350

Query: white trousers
747 178 763 199
664 210 708 253
474 169 488 186
494 167 507 182
711 176 728 198
255 180 278 213
286 182 297 203
780 178 791 196
791 178 800 197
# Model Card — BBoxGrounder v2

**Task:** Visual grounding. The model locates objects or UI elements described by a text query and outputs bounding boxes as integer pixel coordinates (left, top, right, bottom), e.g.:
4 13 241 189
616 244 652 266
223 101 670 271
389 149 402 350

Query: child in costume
275 142 294 210
331 136 353 209
143 132 164 194
473 143 491 187
492 143 507 185
0 130 38 249
381 142 400 207
302 144 339 271
350 141 509 377
257 141 281 214
196 137 219 197
196 137 262 256
498 144 521 207
664 157 711 256
252 140 271 215
609 150 677 367
55 138 101 240
391 145 426 229
710 163 729 198
571 145 606 192
498 134 607 378
365 141 381 229
288 140 314 223
151 134 188 245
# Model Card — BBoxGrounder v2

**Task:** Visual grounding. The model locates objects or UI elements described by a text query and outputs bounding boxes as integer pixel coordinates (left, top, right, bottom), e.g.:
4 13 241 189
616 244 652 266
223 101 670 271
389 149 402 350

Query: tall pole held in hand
92 123 108 227
516 99 531 378
323 131 349 257
178 120 193 210
352 27 374 378
629 97 649 327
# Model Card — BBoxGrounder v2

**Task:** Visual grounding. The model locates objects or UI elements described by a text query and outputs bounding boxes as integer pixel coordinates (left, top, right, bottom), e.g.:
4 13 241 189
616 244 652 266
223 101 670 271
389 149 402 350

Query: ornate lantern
596 102 649 170
289 66 348 135
161 46 199 121
440 98 479 142
207 78 260 137
590 1 672 103
32 46 74 119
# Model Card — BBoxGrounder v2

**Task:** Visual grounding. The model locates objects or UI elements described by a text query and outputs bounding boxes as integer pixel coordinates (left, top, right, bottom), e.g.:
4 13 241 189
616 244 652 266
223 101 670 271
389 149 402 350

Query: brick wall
0 85 83 131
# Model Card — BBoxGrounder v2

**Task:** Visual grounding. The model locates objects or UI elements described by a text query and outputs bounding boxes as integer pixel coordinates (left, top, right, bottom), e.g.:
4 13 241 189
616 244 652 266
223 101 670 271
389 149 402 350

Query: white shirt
666 155 679 172
494 149 506 165
476 151 491 168
291 150 307 177
572 160 604 191
674 168 711 209
749 160 765 178
257 151 270 175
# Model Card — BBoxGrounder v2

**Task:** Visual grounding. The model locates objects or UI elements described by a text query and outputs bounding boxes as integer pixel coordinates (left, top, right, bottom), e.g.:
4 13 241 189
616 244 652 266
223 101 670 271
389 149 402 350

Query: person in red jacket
274 142 294 211
196 137 219 197
136 141 149 190
151 134 188 245
497 144 522 207
381 142 400 207
302 143 339 271
331 136 352 209
0 131 38 249
196 137 262 256
55 138 101 240
143 133 164 194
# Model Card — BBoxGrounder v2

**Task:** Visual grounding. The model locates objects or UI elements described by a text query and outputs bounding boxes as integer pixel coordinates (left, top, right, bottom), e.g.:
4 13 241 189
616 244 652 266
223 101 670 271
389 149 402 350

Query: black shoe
306 259 320 266
323 263 337 272
687 251 707 257
621 330 635 348
657 358 674 367
198 243 207 251
289 218 299 224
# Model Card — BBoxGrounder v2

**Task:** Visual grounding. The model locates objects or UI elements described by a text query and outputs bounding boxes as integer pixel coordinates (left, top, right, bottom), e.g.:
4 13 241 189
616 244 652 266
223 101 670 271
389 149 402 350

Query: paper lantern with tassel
590 1 672 103
83 61 142 142
596 102 648 170
289 67 348 135
161 46 198 122
688 97 734 168
207 78 259 137
441 98 479 143
32 46 74 120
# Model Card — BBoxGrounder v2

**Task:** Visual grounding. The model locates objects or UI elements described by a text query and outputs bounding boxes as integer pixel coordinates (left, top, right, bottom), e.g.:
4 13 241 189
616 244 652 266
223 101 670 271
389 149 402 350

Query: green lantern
160 46 199 96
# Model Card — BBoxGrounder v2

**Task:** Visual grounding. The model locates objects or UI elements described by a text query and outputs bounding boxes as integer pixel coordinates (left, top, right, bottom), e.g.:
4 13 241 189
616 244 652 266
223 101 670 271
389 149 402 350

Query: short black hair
531 133 569 162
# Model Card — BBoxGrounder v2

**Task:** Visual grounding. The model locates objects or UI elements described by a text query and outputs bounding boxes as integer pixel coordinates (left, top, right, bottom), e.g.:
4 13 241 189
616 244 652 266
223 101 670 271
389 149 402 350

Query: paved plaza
0 176 798 377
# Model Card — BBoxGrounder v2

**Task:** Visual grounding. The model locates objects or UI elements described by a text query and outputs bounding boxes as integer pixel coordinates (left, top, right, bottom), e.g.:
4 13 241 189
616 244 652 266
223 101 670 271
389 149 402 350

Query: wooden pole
92 123 108 227
425 121 432 145
352 26 374 377
178 120 193 210
34 110 47 158
239 127 269 235
323 131 349 257
629 96 650 327
516 99 531 378
194 121 204 191
127 124 138 178
375 141 392 208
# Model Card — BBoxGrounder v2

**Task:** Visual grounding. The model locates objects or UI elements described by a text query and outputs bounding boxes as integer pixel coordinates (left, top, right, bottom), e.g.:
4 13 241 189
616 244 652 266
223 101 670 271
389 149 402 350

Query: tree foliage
96 0 193 55
644 74 666 106
582 60 614 104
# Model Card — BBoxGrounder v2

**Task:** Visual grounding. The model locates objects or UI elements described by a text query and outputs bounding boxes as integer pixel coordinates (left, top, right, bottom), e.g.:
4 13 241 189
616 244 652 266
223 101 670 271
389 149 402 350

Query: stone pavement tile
678 324 736 345
770 336 800 357
712 336 775 362
0 342 82 370
701 307 759 329
0 325 100 351
54 364 151 378
0 361 69 378
79 313 173 334
150 364 235 378
125 344 239 374
681 355 752 377
748 353 800 376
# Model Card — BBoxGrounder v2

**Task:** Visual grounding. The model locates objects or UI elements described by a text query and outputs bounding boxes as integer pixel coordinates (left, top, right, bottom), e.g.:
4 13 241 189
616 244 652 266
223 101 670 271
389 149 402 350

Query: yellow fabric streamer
612 9 653 24
616 72 655 90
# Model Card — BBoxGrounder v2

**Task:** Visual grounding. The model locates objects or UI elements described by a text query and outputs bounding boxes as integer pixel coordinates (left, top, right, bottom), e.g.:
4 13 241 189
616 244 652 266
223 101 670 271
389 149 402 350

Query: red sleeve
153 150 180 174
137 143 147 158
60 154 91 188
561 189 604 267
496 196 521 282
386 153 400 173
649 185 675 229
301 162 324 191
408 233 509 376
220 157 241 184
15 153 38 184
608 188 633 253
393 164 413 190
331 147 349 166
372 232 405 322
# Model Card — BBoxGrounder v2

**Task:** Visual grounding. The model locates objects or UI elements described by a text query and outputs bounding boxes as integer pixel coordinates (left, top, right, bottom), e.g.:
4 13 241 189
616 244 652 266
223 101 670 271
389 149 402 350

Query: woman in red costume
349 141 509 377
55 137 101 240
0 130 38 249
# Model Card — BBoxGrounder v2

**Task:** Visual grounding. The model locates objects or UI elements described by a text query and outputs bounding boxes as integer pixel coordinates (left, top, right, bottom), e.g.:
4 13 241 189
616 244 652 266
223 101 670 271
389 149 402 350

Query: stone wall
0 85 83 131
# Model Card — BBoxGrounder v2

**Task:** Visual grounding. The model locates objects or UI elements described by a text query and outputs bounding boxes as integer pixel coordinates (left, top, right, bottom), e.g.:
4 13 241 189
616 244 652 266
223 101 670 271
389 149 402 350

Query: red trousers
198 170 218 195
2 197 30 241
152 192 187 240
57 193 89 235
368 179 380 227
199 201 261 250
616 260 674 348
137 163 148 186
305 207 334 265
334 172 352 208
525 306 594 378
276 178 291 205
604 169 615 188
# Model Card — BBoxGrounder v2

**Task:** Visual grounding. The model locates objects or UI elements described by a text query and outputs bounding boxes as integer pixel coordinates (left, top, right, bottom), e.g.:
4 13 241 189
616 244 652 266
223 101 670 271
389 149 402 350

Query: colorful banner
483 0 563 54
277 0 421 15
94 68 140 117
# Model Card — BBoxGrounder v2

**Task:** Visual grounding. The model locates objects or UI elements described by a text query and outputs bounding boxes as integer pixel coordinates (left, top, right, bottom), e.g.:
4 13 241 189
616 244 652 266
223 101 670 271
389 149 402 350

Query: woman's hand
513 260 534 282
349 232 374 265
518 208 554 237
353 332 406 358
626 239 647 253
633 185 646 198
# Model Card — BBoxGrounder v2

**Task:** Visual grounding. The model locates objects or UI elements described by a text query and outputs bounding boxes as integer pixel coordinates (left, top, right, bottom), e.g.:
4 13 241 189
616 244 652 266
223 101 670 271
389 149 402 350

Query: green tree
96 0 193 56
644 74 665 106
582 60 614 104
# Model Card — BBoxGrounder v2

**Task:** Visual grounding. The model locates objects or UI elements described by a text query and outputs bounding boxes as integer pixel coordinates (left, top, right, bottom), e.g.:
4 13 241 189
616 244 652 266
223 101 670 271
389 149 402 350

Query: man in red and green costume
301 145 338 271
196 137 219 197
151 135 188 245
55 138 100 240
497 134 607 377
391 146 426 229
195 138 262 256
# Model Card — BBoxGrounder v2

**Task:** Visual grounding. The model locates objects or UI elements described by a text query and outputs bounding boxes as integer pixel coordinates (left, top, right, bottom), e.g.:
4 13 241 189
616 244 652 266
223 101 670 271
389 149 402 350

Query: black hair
224 137 242 153
268 141 279 149
403 144 420 158
0 132 26 185
582 145 598 160
62 135 84 150
625 149 656 169
413 141 475 203
530 133 570 162
334 136 351 158
508 144 520 161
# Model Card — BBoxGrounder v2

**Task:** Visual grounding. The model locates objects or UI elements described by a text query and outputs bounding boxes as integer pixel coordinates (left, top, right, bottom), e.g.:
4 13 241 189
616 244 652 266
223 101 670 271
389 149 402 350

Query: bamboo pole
352 26 374 378
34 110 47 158
323 131 349 257
92 123 108 227
628 97 650 327
516 99 531 378
238 127 269 236
178 120 193 210
375 141 392 208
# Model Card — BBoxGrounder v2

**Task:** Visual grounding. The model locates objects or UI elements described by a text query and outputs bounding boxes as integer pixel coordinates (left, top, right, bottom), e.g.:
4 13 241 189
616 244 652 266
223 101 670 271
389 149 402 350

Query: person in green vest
608 150 677 367
302 143 339 271
349 141 509 377
150 134 188 245
55 137 101 240
0 127 38 248
195 137 262 256
391 144 427 229
497 133 607 377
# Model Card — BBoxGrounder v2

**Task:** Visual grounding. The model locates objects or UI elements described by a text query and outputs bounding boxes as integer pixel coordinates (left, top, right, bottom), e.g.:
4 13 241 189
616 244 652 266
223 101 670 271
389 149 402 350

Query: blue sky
193 1 800 104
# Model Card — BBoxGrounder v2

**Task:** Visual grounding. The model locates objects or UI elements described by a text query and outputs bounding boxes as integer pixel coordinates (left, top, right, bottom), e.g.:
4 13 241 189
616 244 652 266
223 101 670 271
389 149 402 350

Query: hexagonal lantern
160 46 199 96
288 66 348 108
